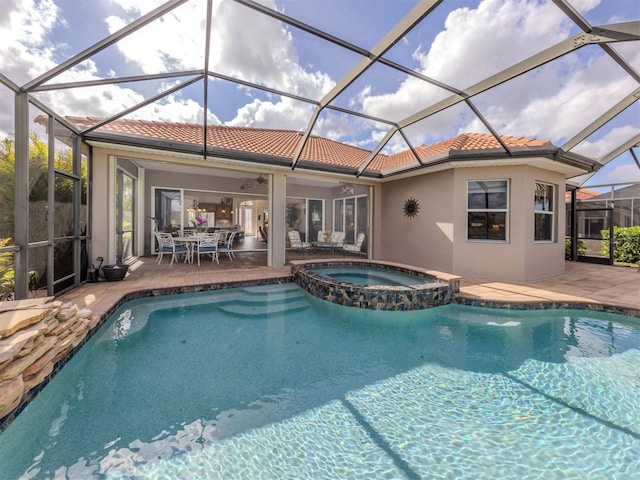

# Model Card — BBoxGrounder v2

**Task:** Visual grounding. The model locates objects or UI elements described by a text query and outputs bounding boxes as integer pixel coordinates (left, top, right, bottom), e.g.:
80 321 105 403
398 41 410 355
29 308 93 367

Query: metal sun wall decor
403 197 420 218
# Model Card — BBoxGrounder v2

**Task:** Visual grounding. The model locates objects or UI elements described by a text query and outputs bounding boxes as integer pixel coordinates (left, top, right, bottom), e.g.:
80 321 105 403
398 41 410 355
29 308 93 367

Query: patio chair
259 226 268 243
155 231 189 266
332 231 345 248
219 230 237 260
288 230 311 251
194 232 220 266
342 232 366 255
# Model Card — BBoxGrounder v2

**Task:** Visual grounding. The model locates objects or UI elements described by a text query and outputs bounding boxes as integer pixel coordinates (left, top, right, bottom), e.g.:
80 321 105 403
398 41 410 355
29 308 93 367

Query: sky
0 0 638 186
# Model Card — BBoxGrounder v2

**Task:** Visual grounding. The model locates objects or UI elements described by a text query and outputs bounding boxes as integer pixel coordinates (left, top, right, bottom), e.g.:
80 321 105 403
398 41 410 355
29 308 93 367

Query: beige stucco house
77 117 597 283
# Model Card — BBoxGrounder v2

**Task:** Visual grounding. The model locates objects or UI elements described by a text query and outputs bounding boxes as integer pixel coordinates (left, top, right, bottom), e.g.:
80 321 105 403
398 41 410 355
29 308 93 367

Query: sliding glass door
334 194 368 251
116 169 136 263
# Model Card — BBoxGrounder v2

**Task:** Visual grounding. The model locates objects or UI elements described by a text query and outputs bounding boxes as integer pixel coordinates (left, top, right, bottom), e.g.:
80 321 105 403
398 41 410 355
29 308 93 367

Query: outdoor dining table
173 235 205 264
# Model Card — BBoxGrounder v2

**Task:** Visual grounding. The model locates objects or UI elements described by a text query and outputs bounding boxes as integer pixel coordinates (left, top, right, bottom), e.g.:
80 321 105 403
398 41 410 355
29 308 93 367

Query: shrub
0 242 14 301
600 226 640 263
565 237 586 259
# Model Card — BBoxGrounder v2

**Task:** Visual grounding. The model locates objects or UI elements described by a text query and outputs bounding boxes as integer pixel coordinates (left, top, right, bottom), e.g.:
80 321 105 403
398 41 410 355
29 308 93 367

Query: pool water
310 265 432 287
1 283 639 479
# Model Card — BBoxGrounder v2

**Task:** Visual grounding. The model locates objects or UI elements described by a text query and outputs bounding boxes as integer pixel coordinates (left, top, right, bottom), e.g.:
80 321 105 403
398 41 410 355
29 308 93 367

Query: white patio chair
288 230 311 251
194 232 220 266
332 231 345 248
342 232 366 255
155 231 189 266
218 230 237 260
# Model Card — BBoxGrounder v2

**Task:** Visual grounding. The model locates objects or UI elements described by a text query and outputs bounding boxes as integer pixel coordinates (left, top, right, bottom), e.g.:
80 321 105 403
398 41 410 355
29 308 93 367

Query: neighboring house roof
565 188 601 201
584 183 640 200
41 116 598 178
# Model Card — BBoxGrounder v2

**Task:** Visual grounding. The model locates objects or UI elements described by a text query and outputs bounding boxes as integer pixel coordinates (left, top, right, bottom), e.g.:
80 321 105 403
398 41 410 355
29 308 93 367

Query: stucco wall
378 170 455 273
452 165 566 281
91 149 111 263
378 164 566 282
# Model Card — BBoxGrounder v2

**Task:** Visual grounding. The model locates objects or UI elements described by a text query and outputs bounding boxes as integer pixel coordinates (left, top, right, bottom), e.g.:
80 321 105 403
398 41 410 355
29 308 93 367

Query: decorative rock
0 375 24 419
0 358 10 372
56 307 78 321
51 315 80 336
23 362 53 392
22 340 60 378
0 298 94 427
87 317 100 330
0 336 57 381
0 297 54 313
0 324 47 363
0 306 54 339
45 318 59 333
16 331 45 357
51 344 74 365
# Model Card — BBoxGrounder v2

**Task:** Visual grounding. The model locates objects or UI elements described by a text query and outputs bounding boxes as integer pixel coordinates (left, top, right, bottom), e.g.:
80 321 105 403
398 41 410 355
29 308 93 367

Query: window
467 180 508 241
534 182 554 241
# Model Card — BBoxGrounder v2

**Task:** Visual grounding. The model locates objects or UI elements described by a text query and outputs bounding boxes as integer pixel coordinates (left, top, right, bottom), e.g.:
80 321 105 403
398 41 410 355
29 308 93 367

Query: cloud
105 0 204 73
358 0 571 137
136 93 221 125
0 0 60 86
0 0 62 137
208 1 332 99
355 0 625 150
421 0 570 87
226 97 312 130
0 0 216 134
601 162 640 184
101 0 334 132
572 125 640 159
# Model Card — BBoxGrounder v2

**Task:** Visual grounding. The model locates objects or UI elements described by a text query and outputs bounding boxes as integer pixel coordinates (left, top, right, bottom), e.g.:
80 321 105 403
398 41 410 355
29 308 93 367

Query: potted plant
192 216 208 233
101 264 129 281
95 256 129 281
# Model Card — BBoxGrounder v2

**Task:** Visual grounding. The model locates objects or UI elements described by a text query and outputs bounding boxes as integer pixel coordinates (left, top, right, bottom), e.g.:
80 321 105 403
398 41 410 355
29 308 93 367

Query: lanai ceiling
1 0 639 184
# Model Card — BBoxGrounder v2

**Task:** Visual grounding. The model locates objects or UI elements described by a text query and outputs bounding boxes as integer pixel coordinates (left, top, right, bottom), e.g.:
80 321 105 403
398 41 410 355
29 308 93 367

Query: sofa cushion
317 230 345 246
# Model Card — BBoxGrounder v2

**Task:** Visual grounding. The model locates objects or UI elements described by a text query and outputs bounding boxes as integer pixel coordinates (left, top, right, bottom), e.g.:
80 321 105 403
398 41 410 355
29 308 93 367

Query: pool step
212 283 310 316
209 284 303 303
217 298 310 317
240 283 302 295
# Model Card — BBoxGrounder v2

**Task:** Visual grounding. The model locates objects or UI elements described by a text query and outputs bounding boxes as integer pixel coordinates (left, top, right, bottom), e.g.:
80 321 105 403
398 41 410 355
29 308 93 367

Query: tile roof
61 116 554 174
565 188 600 201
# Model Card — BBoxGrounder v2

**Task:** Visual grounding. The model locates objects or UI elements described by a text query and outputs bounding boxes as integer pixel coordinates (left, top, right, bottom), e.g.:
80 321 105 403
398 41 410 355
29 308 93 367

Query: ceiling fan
240 173 267 190
340 183 355 195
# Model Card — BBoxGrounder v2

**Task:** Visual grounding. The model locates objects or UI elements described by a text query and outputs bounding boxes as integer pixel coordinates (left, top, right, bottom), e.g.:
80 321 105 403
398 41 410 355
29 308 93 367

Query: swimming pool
1 282 639 479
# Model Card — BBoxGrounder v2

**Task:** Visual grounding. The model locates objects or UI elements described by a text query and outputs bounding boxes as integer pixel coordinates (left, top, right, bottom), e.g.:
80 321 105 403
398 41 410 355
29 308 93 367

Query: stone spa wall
0 298 95 430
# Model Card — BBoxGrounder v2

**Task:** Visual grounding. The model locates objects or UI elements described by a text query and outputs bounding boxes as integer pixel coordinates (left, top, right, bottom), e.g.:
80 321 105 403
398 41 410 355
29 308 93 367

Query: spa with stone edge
291 260 460 310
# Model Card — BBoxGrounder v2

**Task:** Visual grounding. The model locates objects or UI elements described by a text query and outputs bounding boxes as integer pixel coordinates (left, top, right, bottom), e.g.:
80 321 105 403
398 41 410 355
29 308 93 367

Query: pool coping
453 295 640 318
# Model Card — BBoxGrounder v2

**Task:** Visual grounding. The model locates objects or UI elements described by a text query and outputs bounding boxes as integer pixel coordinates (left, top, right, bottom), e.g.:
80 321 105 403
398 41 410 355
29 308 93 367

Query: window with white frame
467 180 508 241
333 194 367 244
534 182 554 241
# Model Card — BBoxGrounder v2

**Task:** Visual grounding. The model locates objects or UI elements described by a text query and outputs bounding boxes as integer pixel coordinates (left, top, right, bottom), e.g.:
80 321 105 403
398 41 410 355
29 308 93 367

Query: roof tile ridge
308 134 387 157
207 124 301 134
497 133 552 146
451 132 470 149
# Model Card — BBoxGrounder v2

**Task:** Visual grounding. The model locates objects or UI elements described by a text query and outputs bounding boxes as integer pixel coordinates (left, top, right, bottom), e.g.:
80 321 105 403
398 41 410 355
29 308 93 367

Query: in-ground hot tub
292 260 460 310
